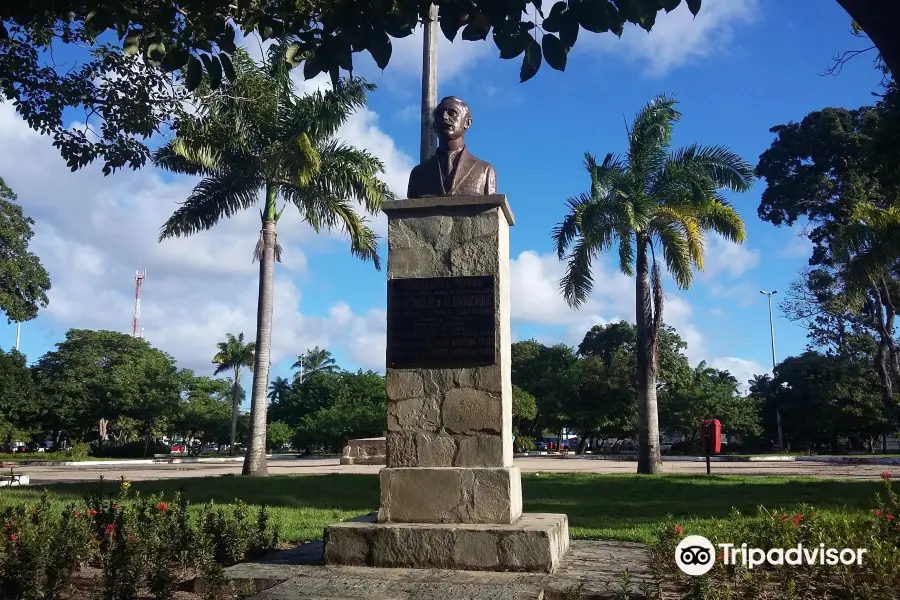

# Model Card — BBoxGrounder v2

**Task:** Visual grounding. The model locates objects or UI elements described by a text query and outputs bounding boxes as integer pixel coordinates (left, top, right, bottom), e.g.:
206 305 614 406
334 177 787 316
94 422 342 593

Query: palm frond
279 182 383 269
666 144 755 193
616 230 635 276
653 206 704 269
653 220 693 289
832 202 900 294
551 195 587 259
560 238 595 308
696 197 747 244
308 140 394 214
152 143 219 177
627 93 679 185
159 173 262 240
279 78 375 143
585 152 627 197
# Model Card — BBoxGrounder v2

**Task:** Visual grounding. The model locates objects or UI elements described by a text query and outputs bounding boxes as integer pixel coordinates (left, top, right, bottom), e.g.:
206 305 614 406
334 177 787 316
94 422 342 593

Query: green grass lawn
0 473 884 544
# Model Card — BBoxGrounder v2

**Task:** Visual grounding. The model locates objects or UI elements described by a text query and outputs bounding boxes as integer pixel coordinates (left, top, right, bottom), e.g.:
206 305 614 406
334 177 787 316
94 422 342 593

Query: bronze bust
407 96 497 199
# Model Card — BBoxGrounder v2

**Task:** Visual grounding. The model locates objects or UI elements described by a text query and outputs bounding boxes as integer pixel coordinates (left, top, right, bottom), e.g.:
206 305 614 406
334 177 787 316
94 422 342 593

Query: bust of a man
407 96 497 199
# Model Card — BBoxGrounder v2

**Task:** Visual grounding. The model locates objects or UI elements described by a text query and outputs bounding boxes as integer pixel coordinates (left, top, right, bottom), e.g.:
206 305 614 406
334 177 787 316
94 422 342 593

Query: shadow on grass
4 472 883 543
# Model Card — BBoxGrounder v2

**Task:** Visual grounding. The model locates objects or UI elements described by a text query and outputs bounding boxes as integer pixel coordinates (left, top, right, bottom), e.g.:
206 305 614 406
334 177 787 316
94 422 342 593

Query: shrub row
0 479 278 600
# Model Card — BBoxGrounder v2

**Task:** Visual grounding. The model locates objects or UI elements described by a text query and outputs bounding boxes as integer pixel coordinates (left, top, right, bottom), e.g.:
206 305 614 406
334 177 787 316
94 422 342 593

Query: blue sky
0 0 887 404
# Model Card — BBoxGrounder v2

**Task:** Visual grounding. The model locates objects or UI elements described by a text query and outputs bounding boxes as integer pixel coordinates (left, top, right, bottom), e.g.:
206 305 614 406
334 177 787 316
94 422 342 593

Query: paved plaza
14 455 895 485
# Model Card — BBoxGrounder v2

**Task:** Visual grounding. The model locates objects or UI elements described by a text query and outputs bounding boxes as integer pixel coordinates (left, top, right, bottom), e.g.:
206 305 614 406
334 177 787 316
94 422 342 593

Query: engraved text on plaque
387 275 495 369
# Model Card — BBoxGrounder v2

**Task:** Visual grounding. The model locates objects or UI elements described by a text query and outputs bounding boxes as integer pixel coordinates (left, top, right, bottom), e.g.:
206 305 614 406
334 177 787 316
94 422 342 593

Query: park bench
0 463 23 486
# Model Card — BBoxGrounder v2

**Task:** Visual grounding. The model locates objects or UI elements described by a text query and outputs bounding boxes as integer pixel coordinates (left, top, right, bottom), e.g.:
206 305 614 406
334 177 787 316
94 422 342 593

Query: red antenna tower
132 269 147 337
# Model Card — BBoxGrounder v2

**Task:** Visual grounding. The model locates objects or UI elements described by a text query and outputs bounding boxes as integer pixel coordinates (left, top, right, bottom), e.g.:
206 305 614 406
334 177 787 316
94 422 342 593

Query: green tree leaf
123 30 142 56
303 51 323 79
542 33 568 71
577 1 611 33
220 53 236 82
542 1 568 32
285 42 303 66
146 41 167 65
439 7 464 41
0 178 51 323
496 30 531 59
686 0 702 16
217 25 237 53
185 56 203 91
367 29 392 70
520 35 542 82
559 10 580 47
461 13 491 41
201 53 222 89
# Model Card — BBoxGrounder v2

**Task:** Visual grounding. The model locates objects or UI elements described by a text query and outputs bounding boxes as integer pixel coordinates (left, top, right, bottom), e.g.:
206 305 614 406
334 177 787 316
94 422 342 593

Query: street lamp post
421 3 438 163
760 290 784 452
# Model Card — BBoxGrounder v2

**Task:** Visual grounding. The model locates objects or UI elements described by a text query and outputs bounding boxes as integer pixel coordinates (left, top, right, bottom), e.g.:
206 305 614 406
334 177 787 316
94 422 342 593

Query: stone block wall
384 196 514 471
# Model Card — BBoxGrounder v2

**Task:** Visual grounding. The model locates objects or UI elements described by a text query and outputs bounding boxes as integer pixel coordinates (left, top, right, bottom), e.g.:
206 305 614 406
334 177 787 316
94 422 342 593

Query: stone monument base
340 437 386 465
323 513 569 573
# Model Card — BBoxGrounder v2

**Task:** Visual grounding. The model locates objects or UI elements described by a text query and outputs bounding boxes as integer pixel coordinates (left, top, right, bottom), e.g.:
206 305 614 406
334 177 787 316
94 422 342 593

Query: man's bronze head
432 96 471 143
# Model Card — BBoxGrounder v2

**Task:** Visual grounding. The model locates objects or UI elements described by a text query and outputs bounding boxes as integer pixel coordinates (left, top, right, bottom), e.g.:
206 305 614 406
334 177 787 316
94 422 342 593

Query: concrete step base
190 539 656 599
323 513 568 574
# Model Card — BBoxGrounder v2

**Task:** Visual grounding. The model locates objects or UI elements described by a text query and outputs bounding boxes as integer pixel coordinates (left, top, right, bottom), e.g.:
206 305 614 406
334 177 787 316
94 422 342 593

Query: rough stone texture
442 388 503 435
383 195 516 226
341 438 386 466
202 538 656 600
384 195 515 471
377 467 522 524
324 513 567 573
210 539 657 600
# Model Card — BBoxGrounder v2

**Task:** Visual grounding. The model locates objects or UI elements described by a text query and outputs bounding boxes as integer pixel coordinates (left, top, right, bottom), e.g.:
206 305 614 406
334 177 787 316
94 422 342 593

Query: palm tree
292 346 339 382
212 332 256 455
267 376 291 404
829 201 900 422
154 45 392 476
552 94 753 474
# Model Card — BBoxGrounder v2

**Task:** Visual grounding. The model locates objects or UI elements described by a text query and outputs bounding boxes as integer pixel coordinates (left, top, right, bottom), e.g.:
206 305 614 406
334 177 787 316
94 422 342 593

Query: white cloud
385 25 494 82
580 0 758 76
710 281 760 308
395 105 419 122
510 250 629 328
0 96 396 377
778 230 813 259
699 233 760 279
710 356 767 393
509 249 758 371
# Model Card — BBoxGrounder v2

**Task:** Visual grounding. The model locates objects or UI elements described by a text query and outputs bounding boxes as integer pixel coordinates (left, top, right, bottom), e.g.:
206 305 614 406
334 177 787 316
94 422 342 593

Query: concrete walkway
195 539 657 600
16 455 896 485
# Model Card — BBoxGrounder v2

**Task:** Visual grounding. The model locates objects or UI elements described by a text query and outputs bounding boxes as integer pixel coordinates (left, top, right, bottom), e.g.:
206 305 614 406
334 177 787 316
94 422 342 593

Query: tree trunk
242 186 278 477
577 437 587 455
836 0 900 77
635 236 662 474
229 368 241 456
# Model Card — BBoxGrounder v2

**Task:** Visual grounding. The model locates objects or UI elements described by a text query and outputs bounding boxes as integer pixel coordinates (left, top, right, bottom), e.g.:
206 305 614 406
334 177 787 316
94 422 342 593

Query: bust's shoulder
410 156 436 174
464 150 494 172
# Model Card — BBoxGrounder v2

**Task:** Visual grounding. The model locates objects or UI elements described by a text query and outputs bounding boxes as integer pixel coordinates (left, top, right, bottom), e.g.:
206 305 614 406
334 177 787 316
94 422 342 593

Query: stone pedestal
324 194 568 573
340 437 387 465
